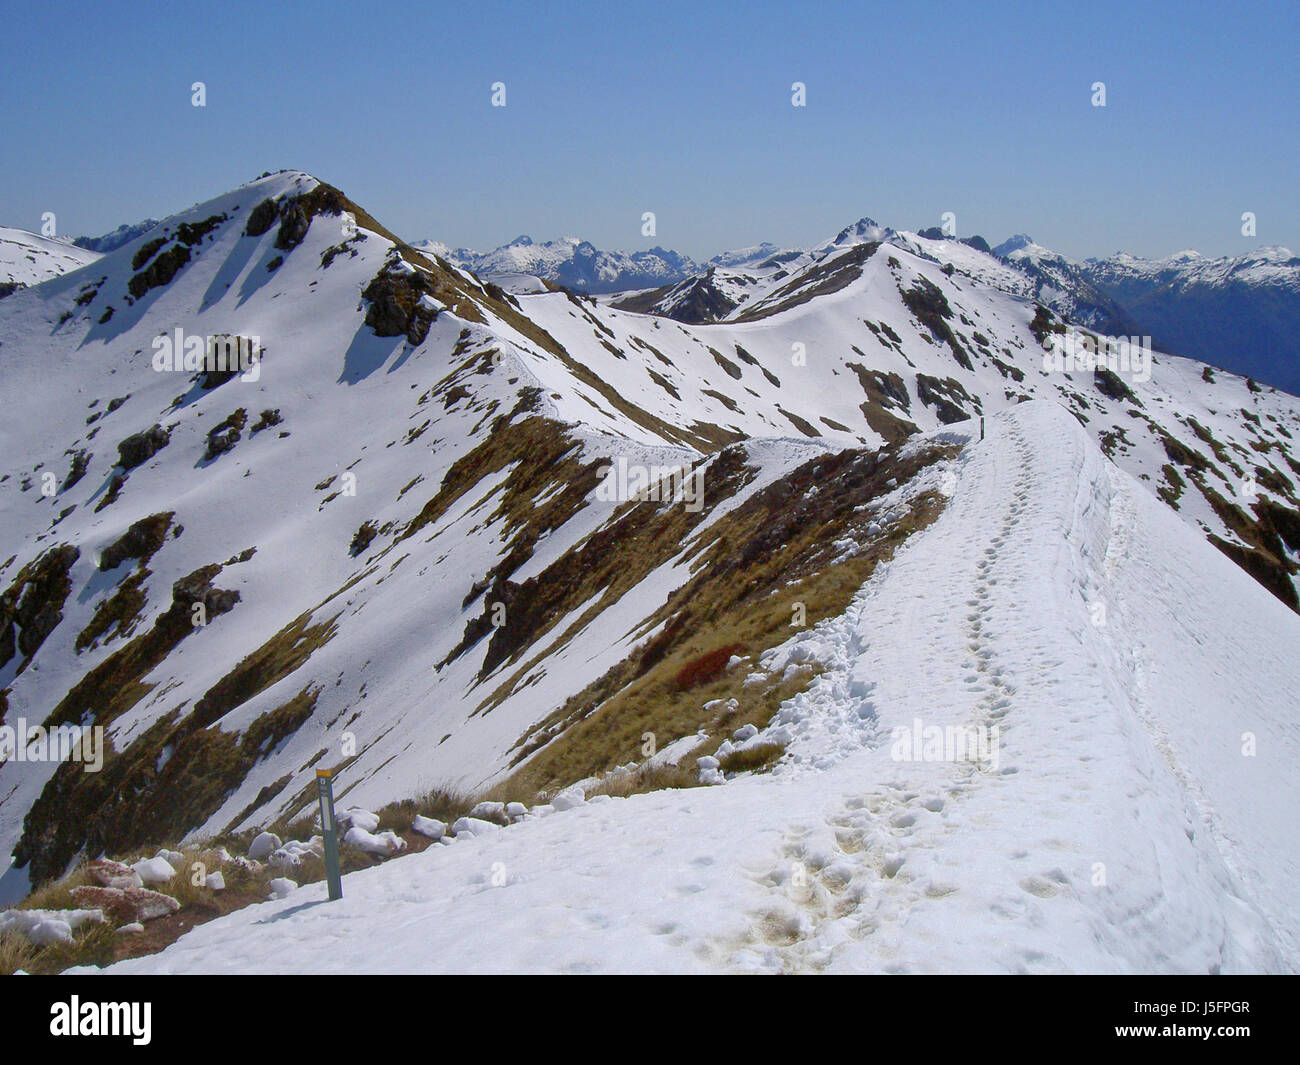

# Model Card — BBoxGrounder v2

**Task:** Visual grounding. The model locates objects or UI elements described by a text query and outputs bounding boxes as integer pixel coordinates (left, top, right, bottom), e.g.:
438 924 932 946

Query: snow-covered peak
992 233 1077 266
991 233 1034 257
0 227 102 290
822 216 890 249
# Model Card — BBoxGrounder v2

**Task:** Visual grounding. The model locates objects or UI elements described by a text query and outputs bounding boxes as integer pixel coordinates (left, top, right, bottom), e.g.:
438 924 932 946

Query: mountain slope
90 402 1300 974
0 228 101 294
2 171 1298 914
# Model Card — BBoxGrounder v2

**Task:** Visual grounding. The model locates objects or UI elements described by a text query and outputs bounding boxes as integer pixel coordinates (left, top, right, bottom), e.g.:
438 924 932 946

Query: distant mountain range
73 218 162 254
410 234 786 296
994 236 1300 396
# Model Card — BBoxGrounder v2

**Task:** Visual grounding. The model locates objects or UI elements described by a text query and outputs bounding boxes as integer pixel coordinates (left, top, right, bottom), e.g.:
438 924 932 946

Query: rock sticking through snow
247 832 282 861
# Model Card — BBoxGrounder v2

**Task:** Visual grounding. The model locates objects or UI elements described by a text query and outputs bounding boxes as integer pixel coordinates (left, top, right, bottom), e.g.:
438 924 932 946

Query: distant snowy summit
72 218 162 254
411 234 787 295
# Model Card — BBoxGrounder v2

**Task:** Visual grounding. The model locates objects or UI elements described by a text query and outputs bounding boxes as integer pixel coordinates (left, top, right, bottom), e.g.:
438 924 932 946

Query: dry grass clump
718 741 787 775
0 929 37 976
670 643 745 692
14 862 94 912
585 762 701 799
374 785 476 832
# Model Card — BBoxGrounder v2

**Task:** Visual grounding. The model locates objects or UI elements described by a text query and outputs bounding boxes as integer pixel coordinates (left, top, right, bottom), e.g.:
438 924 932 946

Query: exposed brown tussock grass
15 862 95 912
0 929 37 976
29 920 118 974
585 761 701 799
17 684 322 887
497 441 956 798
718 741 787 775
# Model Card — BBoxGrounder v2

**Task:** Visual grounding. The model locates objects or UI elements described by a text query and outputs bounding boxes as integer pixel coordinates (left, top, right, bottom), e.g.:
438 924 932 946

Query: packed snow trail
89 402 1299 974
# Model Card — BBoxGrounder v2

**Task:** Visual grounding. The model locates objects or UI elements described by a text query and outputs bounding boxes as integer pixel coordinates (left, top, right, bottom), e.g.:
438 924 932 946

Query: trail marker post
316 769 343 901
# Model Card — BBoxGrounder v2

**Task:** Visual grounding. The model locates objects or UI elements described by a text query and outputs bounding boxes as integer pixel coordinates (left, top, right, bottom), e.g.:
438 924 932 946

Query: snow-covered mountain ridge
88 402 1300 974
1 170 1297 938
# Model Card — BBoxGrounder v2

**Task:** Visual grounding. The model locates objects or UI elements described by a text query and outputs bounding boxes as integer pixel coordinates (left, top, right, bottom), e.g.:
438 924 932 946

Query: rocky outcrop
116 425 169 470
127 243 191 300
361 267 438 345
99 512 173 571
1 544 80 667
245 198 279 237
172 569 240 619
274 201 310 251
69 884 180 923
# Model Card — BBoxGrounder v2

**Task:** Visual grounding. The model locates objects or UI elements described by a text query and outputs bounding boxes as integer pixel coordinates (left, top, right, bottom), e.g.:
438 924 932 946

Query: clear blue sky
3 0 1296 260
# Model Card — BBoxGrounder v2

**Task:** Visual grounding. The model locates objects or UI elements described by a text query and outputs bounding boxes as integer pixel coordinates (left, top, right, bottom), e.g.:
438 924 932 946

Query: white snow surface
92 403 1300 974
0 227 101 287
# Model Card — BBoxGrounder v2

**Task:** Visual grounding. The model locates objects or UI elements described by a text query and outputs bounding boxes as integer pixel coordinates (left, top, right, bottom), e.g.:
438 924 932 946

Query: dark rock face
204 426 240 461
362 270 437 344
362 275 409 336
2 544 80 665
662 272 739 324
62 449 91 492
127 243 191 300
274 202 310 251
16 601 61 657
916 374 973 425
132 237 167 271
99 513 174 571
200 336 260 390
445 578 523 673
0 608 13 669
1095 367 1139 405
171 570 239 618
245 198 279 237
349 521 378 556
117 424 170 470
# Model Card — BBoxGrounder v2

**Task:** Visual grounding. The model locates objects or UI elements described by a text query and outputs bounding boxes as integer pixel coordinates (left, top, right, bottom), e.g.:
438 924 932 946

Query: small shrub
670 642 745 691
349 521 379 556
